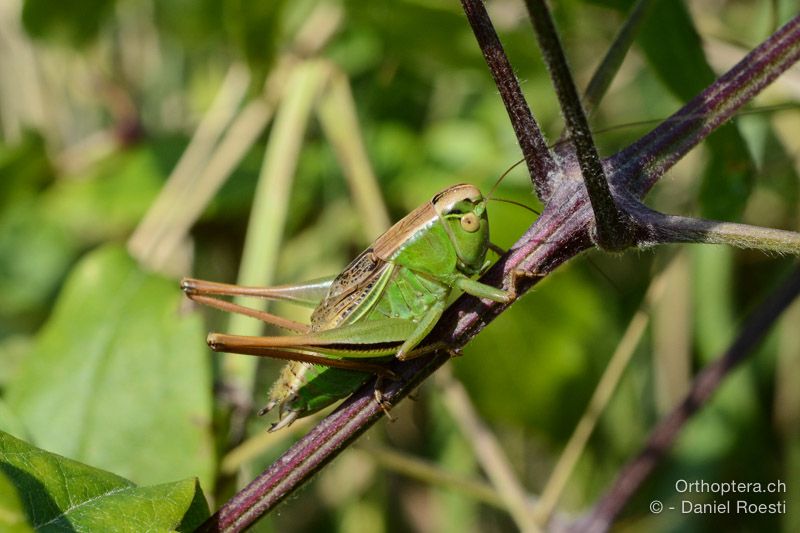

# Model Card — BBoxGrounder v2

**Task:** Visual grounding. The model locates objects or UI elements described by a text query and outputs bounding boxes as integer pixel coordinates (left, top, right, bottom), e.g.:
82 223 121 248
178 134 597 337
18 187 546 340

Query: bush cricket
182 183 517 431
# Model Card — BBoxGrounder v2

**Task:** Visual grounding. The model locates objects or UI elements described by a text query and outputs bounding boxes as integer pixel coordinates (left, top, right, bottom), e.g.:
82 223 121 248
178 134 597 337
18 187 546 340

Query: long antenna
487 157 526 201
491 197 540 215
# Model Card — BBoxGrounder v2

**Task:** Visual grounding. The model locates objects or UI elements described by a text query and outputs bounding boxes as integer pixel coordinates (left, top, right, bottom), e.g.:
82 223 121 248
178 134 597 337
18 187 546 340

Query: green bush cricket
182 183 518 431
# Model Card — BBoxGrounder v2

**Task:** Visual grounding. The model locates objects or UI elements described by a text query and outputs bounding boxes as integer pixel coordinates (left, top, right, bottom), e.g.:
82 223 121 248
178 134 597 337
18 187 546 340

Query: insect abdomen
268 362 370 419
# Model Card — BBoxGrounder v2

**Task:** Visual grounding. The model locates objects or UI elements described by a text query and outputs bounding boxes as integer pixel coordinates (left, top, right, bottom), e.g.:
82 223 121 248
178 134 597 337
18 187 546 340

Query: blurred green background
1 0 799 531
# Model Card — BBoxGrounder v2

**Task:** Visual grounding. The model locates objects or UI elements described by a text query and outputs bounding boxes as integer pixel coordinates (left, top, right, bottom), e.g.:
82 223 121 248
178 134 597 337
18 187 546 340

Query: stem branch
460 0 558 201
524 0 634 250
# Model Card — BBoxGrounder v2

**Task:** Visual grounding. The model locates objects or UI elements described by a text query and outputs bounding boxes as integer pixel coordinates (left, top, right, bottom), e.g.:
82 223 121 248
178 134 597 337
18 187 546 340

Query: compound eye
460 212 480 233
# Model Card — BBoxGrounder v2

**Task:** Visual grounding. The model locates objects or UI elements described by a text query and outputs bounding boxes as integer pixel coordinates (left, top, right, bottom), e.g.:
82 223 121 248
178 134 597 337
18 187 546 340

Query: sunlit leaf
0 431 208 531
6 246 215 489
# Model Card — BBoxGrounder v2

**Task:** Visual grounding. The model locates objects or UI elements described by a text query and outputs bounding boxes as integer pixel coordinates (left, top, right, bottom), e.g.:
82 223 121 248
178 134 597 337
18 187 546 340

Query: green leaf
6 245 215 489
0 431 208 531
0 132 53 213
0 467 33 533
22 0 117 45
43 145 170 245
0 200 75 323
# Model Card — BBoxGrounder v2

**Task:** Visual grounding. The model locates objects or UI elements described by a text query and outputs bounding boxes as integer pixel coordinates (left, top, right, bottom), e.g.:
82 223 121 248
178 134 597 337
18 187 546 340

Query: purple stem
610 14 800 197
460 0 558 201
523 0 633 250
198 10 800 533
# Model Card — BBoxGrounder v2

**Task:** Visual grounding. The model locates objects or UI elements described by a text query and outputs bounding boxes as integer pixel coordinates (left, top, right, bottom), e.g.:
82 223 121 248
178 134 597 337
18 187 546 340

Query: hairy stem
524 0 634 251
611 14 800 195
460 0 557 201
635 206 800 253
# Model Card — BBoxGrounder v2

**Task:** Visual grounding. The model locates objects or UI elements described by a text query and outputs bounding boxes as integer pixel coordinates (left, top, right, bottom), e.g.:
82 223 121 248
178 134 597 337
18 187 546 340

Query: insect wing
310 248 395 330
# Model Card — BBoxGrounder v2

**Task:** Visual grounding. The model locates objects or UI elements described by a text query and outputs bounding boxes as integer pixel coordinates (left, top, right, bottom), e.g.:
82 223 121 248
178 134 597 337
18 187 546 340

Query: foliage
0 0 798 531
0 431 208 531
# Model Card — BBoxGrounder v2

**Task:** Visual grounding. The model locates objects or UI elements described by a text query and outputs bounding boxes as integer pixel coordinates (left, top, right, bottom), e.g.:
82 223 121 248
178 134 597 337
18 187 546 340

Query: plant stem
524 0 634 251
611 14 800 196
581 0 658 116
631 203 800 253
460 0 557 202
198 8 800 532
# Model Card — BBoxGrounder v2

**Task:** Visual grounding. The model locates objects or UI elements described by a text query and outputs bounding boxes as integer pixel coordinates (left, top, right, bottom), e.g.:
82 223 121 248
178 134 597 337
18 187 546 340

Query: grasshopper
182 183 516 431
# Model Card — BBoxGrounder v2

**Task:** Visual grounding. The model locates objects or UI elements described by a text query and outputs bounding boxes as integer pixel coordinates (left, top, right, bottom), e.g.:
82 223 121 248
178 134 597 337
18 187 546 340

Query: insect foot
506 268 545 301
179 277 199 295
259 395 303 433
446 346 464 358
257 400 277 417
268 411 299 433
374 375 400 422
374 389 395 422
206 333 223 351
